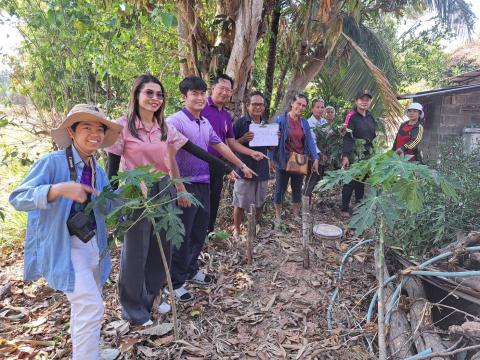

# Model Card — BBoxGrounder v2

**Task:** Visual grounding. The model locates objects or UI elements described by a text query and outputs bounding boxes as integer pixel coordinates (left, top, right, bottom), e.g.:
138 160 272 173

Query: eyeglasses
250 103 265 107
215 86 232 94
142 89 164 100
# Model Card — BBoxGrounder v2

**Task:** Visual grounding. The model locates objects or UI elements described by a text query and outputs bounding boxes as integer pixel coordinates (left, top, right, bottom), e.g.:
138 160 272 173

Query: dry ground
0 189 378 359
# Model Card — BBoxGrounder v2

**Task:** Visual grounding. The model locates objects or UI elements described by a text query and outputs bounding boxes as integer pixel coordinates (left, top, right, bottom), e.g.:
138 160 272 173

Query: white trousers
65 235 104 360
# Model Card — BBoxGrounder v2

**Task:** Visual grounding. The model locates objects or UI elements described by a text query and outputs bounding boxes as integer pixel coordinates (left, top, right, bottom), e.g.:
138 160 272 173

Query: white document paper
248 123 279 147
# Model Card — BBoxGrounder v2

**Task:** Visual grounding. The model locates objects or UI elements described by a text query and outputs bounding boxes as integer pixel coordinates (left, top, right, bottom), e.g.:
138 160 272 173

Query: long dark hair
127 74 167 141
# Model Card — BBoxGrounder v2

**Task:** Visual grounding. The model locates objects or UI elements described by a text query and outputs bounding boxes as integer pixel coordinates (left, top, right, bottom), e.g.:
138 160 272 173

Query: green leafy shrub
390 138 480 255
317 150 458 256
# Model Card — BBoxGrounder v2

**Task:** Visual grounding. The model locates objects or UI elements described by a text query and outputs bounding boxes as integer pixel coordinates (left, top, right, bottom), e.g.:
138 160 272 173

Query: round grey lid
313 224 343 238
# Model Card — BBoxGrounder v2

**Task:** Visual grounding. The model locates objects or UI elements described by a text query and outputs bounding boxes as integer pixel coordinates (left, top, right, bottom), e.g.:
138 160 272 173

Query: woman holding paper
272 94 319 230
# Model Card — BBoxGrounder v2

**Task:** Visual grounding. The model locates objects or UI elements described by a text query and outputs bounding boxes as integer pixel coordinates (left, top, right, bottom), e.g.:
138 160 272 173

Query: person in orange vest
392 102 424 161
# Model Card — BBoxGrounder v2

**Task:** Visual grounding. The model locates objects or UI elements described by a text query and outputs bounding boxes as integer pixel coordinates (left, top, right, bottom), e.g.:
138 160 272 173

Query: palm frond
340 32 403 136
422 0 476 37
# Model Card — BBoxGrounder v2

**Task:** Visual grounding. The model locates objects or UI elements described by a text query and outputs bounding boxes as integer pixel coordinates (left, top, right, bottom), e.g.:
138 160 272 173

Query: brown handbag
286 152 308 175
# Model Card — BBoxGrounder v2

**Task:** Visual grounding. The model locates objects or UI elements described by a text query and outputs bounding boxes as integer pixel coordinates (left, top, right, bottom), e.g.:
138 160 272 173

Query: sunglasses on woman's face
143 89 164 100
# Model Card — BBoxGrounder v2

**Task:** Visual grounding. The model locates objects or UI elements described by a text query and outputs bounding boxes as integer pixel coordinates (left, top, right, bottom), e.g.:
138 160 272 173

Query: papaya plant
87 165 200 340
316 150 458 359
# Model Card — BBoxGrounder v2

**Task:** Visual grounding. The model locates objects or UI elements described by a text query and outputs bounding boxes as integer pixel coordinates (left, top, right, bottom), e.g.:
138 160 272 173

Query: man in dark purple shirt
166 76 256 302
201 74 266 234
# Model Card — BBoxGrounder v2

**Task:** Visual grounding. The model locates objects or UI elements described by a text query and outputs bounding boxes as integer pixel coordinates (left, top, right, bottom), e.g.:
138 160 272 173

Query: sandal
164 286 194 303
187 271 214 286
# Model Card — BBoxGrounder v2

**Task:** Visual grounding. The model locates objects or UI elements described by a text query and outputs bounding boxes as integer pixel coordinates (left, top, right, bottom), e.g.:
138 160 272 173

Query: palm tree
277 0 476 117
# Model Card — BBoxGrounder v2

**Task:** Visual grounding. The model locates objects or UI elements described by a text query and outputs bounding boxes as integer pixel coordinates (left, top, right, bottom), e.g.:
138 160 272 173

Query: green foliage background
2 0 183 117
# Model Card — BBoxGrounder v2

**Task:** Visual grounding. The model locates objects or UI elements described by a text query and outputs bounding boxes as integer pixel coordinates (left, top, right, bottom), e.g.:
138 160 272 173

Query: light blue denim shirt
9 146 112 293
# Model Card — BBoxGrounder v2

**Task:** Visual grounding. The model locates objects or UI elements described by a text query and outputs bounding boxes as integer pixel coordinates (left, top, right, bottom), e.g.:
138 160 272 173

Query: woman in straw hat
9 104 122 360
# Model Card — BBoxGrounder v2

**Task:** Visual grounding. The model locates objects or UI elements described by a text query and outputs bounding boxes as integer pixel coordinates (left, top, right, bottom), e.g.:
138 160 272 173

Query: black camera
67 212 96 243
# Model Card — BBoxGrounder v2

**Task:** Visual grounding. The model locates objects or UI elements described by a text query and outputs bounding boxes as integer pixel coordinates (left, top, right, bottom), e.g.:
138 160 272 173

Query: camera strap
66 145 76 182
65 145 96 188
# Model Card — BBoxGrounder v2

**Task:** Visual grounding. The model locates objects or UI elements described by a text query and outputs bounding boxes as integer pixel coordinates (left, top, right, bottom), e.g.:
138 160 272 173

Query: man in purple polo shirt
202 74 266 234
166 76 255 302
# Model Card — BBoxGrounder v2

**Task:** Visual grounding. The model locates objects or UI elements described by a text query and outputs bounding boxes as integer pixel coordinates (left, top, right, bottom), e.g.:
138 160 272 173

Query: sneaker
187 271 214 286
158 301 171 314
141 319 153 326
100 348 120 360
164 286 194 303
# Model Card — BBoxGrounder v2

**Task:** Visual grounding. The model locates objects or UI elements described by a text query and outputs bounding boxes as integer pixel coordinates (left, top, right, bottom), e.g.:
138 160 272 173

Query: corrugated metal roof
398 83 480 100
447 69 480 85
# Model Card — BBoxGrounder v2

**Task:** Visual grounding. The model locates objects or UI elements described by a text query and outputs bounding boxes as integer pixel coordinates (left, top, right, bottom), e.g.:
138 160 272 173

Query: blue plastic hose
405 348 433 360
326 239 374 331
367 245 480 323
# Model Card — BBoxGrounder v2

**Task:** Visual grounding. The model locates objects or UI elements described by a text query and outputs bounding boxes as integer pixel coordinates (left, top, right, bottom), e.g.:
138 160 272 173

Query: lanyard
66 145 96 207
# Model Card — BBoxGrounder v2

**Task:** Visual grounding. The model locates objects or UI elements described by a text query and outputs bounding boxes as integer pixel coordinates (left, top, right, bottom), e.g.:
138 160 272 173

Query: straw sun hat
51 104 123 149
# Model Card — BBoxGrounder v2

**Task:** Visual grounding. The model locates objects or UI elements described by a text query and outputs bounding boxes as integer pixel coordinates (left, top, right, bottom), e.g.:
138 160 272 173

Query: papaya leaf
153 204 185 250
350 190 382 235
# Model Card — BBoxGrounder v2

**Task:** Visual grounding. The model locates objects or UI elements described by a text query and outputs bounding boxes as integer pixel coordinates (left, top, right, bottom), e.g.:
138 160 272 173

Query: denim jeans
274 169 304 204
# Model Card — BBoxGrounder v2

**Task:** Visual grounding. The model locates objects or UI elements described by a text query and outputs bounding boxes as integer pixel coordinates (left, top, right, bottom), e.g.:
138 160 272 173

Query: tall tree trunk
225 0 264 116
177 14 197 77
277 2 343 113
176 0 212 81
272 57 291 116
279 50 327 113
264 0 281 119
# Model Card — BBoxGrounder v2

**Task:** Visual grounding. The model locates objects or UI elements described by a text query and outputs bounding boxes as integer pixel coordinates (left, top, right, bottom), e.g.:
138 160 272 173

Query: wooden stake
151 218 179 340
302 195 310 269
246 203 255 265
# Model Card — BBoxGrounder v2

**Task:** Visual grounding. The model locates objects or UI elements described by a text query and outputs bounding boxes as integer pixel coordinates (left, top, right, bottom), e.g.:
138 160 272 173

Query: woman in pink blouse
106 74 232 326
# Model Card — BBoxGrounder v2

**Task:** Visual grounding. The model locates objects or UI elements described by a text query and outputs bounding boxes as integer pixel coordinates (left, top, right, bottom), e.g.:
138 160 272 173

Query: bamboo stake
150 218 179 340
302 195 310 269
246 203 255 265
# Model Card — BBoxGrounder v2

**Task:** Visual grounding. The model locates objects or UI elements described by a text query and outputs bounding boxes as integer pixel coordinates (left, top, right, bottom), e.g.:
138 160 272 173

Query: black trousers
171 183 210 289
118 179 173 325
341 180 365 211
208 168 224 233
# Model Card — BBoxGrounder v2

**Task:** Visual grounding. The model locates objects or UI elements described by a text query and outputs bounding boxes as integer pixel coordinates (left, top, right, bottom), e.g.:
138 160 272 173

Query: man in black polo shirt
233 91 270 237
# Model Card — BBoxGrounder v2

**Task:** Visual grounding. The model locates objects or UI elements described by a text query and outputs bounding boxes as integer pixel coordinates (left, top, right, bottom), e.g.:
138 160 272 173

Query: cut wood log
441 231 480 254
449 321 480 338
403 277 447 360
382 268 414 358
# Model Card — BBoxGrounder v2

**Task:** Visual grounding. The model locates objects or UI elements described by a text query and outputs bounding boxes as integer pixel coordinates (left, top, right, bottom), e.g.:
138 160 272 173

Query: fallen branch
403 277 446 359
412 343 480 360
